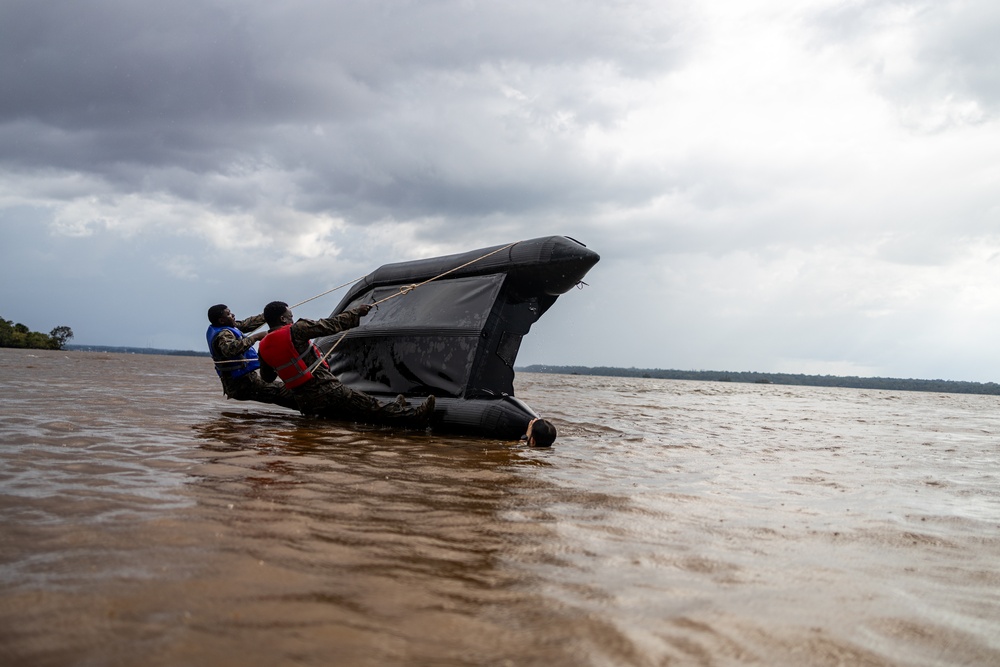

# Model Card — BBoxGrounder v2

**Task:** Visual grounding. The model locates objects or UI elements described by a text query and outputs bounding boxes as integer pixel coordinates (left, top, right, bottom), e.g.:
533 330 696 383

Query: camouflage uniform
211 313 298 411
260 308 431 425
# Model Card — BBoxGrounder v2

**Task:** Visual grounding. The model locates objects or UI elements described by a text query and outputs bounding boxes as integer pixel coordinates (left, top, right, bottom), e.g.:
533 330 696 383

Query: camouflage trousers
294 380 425 425
220 372 298 411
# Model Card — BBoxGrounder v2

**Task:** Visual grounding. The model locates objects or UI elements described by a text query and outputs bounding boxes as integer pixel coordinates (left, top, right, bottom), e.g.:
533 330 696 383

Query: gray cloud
0 0 687 228
809 0 1000 127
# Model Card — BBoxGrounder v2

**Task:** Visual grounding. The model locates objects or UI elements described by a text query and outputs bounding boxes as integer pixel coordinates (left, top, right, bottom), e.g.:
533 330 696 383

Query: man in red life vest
257 300 435 426
206 304 298 410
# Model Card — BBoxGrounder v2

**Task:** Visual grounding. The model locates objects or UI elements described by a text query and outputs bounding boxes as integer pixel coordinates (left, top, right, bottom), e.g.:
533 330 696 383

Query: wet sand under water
1 347 999 666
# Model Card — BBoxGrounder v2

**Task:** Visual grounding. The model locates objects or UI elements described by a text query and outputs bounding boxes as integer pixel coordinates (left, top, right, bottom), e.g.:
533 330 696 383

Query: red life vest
258 325 328 390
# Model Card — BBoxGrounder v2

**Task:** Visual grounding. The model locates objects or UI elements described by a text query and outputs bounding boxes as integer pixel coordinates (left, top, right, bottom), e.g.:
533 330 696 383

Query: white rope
212 276 364 365
289 276 366 310
215 242 518 370
367 242 516 309
306 241 518 373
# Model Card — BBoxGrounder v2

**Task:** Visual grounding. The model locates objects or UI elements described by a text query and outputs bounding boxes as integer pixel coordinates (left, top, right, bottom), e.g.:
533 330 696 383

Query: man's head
525 418 557 447
207 304 235 327
263 301 292 328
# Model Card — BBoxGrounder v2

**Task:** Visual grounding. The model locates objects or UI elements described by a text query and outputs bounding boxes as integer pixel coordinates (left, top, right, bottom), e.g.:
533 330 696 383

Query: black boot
414 395 435 423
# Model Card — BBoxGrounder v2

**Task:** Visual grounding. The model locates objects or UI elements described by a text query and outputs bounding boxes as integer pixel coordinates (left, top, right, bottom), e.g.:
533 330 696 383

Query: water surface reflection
3 350 1000 666
185 411 626 666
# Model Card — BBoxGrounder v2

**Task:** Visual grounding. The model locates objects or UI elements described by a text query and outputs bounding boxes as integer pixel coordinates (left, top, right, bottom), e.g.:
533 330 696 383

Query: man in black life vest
206 304 298 410
257 300 435 426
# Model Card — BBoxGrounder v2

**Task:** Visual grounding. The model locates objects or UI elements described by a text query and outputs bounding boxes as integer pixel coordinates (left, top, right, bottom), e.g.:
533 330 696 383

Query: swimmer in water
522 418 557 447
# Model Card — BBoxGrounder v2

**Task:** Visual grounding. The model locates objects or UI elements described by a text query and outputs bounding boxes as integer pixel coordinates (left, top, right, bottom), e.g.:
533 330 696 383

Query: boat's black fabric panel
363 275 502 330
496 331 521 368
321 275 505 398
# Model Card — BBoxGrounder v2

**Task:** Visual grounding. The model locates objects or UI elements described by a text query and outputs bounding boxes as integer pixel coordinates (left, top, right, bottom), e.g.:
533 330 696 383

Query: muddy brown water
1 348 998 666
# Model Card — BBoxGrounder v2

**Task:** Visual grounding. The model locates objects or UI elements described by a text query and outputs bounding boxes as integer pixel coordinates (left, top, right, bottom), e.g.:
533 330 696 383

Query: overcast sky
2 0 999 381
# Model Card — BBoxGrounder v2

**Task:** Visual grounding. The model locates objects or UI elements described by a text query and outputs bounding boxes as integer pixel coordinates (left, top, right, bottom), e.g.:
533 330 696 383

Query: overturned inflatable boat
315 235 599 439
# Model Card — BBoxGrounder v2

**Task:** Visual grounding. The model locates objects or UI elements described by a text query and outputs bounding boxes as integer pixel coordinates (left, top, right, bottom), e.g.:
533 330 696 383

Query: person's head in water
263 301 292 329
207 304 235 328
525 418 556 447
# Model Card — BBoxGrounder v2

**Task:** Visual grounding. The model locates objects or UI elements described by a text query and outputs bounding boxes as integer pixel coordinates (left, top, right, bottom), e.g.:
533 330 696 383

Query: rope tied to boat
289 277 367 310
212 276 364 365
366 241 517 310
215 242 517 370
306 241 518 373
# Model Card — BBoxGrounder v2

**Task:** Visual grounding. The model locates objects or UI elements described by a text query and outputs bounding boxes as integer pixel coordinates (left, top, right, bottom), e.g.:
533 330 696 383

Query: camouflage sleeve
214 328 259 359
234 313 266 334
290 309 362 349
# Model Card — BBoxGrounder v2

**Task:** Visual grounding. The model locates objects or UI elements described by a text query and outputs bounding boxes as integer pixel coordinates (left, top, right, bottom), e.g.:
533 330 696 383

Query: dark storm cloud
0 2 263 127
0 0 685 225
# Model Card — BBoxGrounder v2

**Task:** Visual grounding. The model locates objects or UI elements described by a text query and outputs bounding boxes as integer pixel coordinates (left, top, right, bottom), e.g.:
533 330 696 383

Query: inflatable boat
315 235 599 439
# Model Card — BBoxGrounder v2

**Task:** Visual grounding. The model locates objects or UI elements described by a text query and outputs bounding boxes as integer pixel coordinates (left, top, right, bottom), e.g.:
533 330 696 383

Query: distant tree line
0 317 74 350
517 365 1000 397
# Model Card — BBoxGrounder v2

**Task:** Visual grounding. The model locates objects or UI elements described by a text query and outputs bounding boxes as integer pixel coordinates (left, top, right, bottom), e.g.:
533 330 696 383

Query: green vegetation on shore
0 317 73 350
517 365 1000 396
